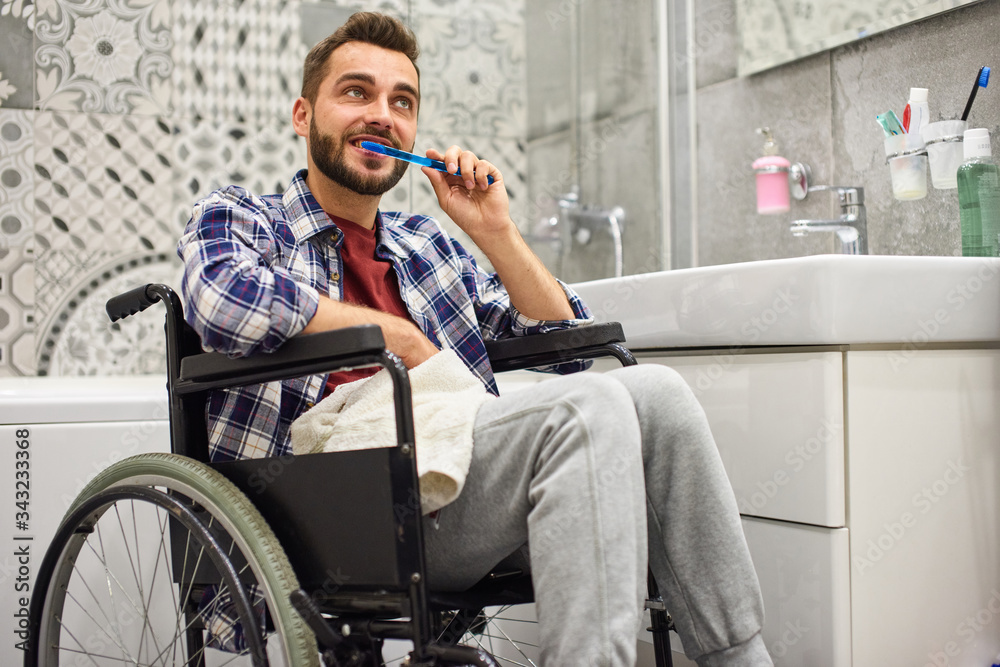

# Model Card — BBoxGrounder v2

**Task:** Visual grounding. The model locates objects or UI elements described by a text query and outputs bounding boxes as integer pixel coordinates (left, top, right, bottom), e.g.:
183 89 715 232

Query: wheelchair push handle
106 283 164 322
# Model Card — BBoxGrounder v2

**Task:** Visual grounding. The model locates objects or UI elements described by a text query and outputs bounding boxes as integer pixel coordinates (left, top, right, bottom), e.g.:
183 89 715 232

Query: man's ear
292 97 311 139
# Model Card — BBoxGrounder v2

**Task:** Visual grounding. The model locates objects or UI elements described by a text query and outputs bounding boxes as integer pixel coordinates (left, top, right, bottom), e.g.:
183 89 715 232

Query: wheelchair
24 283 675 667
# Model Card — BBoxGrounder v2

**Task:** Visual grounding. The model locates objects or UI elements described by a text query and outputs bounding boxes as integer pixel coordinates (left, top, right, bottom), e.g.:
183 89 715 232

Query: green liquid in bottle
957 158 1000 257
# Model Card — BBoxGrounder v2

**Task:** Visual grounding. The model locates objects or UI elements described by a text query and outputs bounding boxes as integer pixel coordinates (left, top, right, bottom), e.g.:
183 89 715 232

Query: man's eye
395 98 412 109
346 89 363 98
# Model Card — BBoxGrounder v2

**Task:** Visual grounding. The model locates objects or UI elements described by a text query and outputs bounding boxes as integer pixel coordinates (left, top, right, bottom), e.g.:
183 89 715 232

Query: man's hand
302 295 439 368
421 146 514 246
421 145 576 323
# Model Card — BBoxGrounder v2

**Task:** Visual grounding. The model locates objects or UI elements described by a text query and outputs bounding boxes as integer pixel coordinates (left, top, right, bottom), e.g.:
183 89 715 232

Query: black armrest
485 322 635 372
174 325 387 393
175 321 635 393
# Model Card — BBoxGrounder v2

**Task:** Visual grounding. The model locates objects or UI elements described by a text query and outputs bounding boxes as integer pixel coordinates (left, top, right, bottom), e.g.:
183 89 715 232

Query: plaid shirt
178 170 592 463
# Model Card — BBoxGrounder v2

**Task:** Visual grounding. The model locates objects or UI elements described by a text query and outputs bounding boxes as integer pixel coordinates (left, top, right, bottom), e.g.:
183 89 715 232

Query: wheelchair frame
25 283 674 667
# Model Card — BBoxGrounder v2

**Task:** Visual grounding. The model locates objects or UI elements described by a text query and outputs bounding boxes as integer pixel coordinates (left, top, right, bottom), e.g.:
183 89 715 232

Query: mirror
737 0 985 76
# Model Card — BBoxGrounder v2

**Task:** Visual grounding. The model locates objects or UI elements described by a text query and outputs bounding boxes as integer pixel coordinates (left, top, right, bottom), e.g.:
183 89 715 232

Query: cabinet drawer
743 517 851 666
631 352 846 527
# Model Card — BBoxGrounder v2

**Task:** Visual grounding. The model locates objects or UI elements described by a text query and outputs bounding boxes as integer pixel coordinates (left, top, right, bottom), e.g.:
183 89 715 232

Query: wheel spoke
93 523 128 659
65 558 125 644
115 500 164 662
61 588 135 659
480 612 538 662
86 530 147 618
145 579 228 666
148 505 184 666
464 632 535 667
54 642 155 665
51 615 108 667
474 632 539 651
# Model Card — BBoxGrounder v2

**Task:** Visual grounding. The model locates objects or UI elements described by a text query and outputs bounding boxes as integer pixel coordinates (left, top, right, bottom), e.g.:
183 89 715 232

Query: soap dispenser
752 128 791 214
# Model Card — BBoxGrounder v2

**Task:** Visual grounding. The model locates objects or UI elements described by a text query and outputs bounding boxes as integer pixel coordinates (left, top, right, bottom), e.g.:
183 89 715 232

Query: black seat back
107 284 426 593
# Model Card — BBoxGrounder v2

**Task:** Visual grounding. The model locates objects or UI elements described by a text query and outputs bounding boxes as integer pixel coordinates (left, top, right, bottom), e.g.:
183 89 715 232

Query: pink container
752 155 791 214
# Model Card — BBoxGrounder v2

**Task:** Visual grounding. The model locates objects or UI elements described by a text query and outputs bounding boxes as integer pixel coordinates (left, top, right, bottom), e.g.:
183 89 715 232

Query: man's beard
309 123 409 196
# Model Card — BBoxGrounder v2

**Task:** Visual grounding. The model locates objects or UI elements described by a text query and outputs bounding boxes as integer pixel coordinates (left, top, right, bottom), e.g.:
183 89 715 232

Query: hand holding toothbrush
419 145 515 247
416 144 575 321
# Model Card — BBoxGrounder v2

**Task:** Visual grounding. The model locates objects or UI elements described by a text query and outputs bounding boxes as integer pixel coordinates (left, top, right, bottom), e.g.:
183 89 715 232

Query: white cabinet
0 376 170 665
601 347 1000 666
846 349 1000 666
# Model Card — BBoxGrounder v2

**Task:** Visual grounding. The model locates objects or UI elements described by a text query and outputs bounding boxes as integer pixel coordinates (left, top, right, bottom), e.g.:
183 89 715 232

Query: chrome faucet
790 186 867 255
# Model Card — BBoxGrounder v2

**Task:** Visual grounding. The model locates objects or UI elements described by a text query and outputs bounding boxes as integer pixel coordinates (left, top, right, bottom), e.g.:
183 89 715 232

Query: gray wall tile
692 0 1000 265
526 0 572 139
578 0 658 122
525 0 663 282
831 0 1000 257
696 54 836 267
693 0 739 89
0 11 34 110
577 110 662 281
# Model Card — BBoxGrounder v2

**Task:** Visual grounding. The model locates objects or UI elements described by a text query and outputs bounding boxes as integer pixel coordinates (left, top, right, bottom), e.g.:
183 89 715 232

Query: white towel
290 348 493 514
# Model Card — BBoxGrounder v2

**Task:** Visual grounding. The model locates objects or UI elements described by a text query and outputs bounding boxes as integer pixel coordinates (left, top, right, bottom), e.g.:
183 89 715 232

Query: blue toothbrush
360 141 495 185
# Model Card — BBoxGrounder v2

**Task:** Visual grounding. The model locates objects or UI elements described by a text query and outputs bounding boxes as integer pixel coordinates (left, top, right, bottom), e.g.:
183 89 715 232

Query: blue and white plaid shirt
178 169 593 463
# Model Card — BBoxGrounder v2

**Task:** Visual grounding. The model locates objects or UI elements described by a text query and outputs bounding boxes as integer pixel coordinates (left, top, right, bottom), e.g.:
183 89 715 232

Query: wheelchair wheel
441 604 540 667
378 603 540 667
27 453 319 667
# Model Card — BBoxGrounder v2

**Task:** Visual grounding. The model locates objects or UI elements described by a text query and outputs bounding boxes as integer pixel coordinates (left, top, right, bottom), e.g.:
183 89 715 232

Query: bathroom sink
570 254 1000 348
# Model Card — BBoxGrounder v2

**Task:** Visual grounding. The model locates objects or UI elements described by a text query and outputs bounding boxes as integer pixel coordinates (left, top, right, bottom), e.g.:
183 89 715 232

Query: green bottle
957 128 1000 257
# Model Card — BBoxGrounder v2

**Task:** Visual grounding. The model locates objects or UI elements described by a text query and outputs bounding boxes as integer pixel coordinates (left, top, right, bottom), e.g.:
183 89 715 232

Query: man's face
302 41 420 196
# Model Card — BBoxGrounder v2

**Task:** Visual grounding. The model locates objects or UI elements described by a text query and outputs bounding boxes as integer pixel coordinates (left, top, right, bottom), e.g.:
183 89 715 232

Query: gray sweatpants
423 364 772 667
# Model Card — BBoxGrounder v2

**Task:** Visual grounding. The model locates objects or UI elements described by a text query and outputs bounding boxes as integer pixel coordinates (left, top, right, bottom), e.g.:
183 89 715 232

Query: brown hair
301 12 420 104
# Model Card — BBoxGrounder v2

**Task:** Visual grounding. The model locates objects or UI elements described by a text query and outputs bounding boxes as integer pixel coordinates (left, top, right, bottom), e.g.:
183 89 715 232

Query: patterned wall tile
171 117 308 227
33 111 177 254
302 0 409 23
413 14 526 139
34 250 181 376
172 0 306 124
0 110 35 376
413 0 523 24
34 0 172 114
33 247 106 320
1 0 35 29
0 245 36 376
0 1 35 109
0 109 34 249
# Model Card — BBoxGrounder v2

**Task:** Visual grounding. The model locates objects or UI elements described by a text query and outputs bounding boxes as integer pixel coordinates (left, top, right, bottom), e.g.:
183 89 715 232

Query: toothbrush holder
884 133 928 200
920 120 968 189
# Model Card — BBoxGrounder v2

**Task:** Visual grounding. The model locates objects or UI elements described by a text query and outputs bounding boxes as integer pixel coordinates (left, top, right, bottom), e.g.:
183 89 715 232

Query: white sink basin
571 255 1000 348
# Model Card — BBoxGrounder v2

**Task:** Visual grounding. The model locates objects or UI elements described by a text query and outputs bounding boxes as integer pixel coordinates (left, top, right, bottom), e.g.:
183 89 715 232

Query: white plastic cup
884 133 928 200
920 120 968 189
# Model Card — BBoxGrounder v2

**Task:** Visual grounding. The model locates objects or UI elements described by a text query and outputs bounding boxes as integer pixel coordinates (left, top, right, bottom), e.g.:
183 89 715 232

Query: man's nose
364 95 393 128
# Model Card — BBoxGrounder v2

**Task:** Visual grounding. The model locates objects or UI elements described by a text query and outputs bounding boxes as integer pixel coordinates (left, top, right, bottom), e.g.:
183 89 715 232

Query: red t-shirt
323 216 413 396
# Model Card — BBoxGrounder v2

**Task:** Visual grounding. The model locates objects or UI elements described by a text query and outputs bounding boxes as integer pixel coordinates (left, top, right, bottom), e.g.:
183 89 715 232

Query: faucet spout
789 186 867 255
